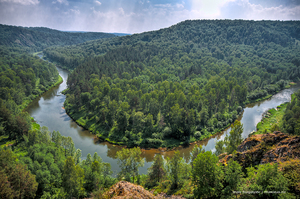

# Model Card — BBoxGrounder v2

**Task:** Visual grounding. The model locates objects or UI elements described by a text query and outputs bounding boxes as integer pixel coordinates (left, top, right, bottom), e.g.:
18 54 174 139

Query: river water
25 64 300 175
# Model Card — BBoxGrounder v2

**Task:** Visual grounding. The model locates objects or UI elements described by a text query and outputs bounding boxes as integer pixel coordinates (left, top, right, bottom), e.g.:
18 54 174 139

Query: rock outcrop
220 131 300 167
103 181 185 199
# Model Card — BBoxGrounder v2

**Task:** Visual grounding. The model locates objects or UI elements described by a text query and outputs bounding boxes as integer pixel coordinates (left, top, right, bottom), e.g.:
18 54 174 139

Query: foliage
1 19 300 198
116 147 145 183
57 20 300 148
240 163 291 199
0 24 116 52
222 160 244 198
190 144 205 168
280 159 300 196
0 149 38 199
62 156 85 198
165 151 190 190
192 151 223 198
215 140 225 156
282 89 300 135
215 120 244 155
146 154 165 187
0 46 59 109
81 152 115 195
225 120 244 154
256 104 287 135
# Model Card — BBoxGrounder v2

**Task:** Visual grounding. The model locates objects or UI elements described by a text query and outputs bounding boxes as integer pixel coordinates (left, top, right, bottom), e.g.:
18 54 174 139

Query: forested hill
0 24 116 51
56 20 300 148
44 20 300 70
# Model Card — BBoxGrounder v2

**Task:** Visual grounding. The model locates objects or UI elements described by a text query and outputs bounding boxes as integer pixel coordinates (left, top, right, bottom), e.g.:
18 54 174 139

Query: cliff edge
219 131 300 167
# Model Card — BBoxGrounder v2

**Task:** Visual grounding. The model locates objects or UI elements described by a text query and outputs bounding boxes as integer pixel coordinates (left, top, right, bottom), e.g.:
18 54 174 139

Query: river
25 62 300 175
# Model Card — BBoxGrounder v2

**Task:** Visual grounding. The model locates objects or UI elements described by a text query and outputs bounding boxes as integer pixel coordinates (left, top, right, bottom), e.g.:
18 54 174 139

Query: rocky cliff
219 131 300 167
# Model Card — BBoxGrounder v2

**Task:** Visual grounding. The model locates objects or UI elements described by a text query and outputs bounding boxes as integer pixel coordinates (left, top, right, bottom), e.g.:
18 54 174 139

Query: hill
44 19 300 70
0 24 116 51
50 20 300 148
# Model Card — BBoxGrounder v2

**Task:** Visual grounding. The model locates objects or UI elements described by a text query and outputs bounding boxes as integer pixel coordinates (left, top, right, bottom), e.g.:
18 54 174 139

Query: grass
31 117 41 130
254 102 288 135
254 90 297 135
33 51 43 56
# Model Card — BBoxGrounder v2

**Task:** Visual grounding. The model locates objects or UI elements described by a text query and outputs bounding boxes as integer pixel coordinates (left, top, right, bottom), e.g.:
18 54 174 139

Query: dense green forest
0 24 116 52
0 24 120 198
1 117 300 198
282 90 300 135
1 20 300 198
0 46 60 109
46 20 300 148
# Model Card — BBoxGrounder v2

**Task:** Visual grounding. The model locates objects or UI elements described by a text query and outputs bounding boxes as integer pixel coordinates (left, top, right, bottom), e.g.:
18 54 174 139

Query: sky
0 0 299 34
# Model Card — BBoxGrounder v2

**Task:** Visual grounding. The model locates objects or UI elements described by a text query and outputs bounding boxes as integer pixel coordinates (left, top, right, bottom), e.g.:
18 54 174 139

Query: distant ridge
0 24 116 51
112 33 131 36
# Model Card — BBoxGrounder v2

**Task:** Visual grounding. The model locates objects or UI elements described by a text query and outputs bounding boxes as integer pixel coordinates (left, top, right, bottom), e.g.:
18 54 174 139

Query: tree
215 120 244 156
222 160 244 198
191 144 205 168
0 150 38 199
62 136 75 157
62 156 85 198
241 163 292 199
74 149 82 165
192 151 223 199
147 154 165 186
166 151 189 189
225 120 243 154
116 147 144 183
215 140 225 156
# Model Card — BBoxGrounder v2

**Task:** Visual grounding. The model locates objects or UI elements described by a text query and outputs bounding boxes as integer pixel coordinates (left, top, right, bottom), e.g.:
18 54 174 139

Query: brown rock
103 181 186 199
220 132 300 167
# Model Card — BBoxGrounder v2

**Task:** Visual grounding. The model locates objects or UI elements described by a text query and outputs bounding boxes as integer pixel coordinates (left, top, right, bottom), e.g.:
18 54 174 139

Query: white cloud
231 0 300 20
94 0 101 6
0 0 39 5
119 7 125 15
70 9 80 15
191 0 236 19
176 3 184 9
154 4 172 8
56 0 68 5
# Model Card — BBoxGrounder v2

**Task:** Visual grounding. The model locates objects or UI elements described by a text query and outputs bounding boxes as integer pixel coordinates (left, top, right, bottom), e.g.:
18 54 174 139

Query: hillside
44 20 300 70
53 20 300 148
0 24 116 51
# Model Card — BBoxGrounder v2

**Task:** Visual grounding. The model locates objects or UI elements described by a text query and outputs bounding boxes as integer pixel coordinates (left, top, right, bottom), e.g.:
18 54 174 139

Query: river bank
20 75 63 111
63 83 297 152
26 55 300 174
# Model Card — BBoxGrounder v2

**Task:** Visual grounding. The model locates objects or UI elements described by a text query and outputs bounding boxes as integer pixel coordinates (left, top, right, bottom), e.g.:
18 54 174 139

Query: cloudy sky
0 0 299 33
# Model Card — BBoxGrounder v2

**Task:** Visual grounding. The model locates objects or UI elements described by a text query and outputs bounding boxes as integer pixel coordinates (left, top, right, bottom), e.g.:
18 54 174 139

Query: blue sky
0 0 299 33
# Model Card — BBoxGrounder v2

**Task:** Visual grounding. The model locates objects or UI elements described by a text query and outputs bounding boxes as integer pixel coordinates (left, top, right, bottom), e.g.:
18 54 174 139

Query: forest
1 20 300 198
45 20 300 148
1 98 300 198
0 24 118 198
0 24 116 52
0 46 61 109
